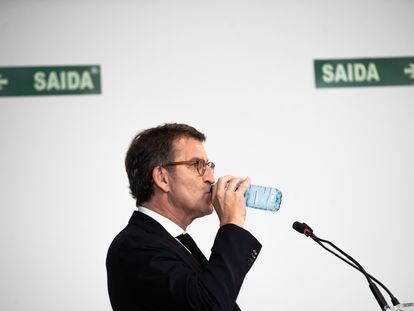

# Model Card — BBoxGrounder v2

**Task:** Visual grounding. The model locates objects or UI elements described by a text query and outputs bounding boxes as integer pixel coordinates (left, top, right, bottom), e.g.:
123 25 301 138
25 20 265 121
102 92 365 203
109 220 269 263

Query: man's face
167 137 215 222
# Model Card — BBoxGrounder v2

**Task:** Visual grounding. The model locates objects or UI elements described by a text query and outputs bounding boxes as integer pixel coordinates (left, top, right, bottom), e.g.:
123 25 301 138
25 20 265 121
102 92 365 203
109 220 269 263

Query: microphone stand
313 234 389 310
311 236 398 304
293 222 413 310
311 234 389 310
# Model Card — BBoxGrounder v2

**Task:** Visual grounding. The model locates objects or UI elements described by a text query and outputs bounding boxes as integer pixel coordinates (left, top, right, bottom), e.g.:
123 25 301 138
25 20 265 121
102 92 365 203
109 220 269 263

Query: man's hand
211 176 251 228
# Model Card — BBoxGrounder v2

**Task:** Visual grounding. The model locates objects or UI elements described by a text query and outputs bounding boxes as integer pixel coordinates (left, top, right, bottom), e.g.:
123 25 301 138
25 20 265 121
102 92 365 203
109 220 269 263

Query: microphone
292 221 399 310
292 221 314 237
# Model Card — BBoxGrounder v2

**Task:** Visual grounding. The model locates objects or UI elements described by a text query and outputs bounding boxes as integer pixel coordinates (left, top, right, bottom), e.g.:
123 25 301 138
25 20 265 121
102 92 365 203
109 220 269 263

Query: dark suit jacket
106 211 262 311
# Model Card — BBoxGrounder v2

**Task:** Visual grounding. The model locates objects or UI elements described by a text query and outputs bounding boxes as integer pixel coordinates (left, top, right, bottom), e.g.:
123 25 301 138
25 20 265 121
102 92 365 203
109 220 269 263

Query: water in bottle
210 183 282 212
244 184 282 212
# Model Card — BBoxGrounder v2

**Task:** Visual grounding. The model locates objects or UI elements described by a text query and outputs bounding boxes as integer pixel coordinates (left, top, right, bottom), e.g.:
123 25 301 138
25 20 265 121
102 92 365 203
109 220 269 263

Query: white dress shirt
138 206 187 246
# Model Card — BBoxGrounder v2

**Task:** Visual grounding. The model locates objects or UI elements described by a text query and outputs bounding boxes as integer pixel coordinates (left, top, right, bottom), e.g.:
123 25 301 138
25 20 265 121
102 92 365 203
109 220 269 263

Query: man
106 123 261 311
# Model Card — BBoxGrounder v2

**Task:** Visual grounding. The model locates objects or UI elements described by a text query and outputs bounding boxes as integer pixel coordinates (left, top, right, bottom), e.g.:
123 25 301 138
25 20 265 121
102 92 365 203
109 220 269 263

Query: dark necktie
176 233 241 311
176 233 209 268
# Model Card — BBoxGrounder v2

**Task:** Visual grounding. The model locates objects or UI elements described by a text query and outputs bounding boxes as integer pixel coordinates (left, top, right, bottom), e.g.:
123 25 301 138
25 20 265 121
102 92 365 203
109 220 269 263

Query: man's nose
203 167 215 184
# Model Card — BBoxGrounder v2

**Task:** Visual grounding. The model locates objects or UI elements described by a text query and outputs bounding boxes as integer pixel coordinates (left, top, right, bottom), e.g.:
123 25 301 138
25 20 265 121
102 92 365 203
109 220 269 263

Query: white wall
1 0 413 310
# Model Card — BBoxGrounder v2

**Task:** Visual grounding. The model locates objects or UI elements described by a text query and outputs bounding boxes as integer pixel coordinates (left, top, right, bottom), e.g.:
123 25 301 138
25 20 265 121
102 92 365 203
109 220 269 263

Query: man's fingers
215 175 234 192
235 177 251 194
226 178 243 192
215 176 250 193
213 175 249 229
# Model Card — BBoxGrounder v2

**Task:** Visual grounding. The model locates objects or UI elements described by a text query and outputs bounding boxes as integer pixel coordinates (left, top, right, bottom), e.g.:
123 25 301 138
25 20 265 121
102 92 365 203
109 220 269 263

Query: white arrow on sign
404 63 414 79
0 74 9 90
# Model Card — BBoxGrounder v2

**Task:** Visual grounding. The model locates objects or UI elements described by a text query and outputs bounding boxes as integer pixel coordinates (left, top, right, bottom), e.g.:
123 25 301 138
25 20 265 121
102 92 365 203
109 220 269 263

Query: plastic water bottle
210 184 282 212
244 184 282 212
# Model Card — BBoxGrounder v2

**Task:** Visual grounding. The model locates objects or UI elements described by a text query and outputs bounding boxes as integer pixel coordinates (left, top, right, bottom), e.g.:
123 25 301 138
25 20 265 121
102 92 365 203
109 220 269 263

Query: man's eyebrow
188 157 207 161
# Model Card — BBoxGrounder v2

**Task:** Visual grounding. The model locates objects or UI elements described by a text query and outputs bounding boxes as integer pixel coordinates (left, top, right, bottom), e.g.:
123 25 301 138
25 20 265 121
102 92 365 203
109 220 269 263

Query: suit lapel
129 211 204 273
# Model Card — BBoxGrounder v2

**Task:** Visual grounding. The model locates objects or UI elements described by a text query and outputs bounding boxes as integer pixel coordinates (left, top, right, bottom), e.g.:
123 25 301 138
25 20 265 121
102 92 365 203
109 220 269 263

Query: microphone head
292 221 306 233
292 221 314 237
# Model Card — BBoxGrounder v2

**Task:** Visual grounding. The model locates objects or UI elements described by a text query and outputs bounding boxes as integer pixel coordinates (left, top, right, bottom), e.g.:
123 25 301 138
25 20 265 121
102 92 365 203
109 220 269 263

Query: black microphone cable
293 221 399 310
312 235 400 306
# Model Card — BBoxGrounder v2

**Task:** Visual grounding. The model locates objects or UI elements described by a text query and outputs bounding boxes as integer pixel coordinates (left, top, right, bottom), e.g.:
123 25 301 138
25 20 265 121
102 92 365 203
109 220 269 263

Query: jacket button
251 250 257 259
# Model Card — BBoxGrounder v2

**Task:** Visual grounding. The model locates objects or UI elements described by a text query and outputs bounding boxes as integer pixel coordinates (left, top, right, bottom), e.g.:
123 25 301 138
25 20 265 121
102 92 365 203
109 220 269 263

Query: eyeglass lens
197 160 206 175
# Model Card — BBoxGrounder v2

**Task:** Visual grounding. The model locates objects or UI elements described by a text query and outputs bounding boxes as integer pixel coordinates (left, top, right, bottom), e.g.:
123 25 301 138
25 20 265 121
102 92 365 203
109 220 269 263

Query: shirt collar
138 206 185 238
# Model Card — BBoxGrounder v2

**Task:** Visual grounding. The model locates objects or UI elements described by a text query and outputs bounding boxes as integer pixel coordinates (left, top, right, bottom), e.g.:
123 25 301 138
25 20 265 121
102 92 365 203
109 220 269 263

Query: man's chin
200 204 214 217
191 205 214 222
206 204 214 215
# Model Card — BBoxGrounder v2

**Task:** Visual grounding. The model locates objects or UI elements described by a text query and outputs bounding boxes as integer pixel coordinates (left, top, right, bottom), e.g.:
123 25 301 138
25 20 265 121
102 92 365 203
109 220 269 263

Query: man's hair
125 123 206 206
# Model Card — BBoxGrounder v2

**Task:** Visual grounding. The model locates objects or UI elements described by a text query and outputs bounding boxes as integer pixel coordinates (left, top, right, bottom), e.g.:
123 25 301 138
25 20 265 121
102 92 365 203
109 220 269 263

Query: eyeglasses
163 159 215 176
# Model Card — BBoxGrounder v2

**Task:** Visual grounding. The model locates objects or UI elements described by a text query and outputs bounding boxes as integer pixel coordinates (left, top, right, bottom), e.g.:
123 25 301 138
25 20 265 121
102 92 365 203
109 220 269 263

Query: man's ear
152 166 170 193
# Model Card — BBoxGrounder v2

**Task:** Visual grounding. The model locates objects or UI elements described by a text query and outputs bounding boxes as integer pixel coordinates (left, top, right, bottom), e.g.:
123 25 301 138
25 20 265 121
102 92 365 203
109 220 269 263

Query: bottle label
245 185 282 212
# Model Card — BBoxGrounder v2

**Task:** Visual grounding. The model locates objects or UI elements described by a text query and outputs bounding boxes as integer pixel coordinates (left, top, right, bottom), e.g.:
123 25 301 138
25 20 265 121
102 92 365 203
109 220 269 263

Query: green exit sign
314 57 414 88
0 65 101 96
